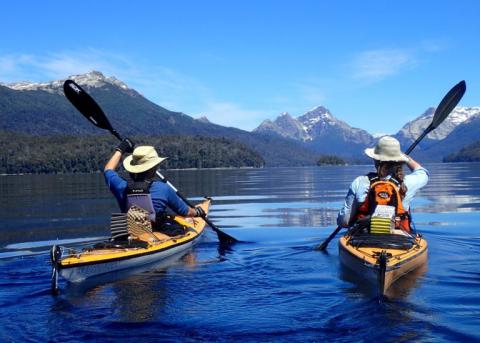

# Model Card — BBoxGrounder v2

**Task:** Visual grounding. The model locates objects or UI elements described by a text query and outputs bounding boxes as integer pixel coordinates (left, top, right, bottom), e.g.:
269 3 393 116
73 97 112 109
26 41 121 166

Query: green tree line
0 132 265 174
317 155 346 165
443 140 480 162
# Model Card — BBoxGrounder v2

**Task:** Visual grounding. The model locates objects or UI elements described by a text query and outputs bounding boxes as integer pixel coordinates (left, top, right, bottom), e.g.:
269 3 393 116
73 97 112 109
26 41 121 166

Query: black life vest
125 180 186 235
125 180 156 221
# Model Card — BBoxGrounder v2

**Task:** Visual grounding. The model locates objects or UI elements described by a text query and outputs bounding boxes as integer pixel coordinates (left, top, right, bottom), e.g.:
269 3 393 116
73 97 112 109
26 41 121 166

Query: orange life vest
356 173 411 232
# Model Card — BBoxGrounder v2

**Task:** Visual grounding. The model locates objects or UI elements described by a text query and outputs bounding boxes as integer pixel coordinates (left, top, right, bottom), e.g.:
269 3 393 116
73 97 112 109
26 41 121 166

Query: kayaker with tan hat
104 139 206 232
337 136 429 232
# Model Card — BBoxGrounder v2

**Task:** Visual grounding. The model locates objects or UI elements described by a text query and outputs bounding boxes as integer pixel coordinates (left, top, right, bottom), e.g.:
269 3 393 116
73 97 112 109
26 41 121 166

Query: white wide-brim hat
364 136 409 162
123 146 167 173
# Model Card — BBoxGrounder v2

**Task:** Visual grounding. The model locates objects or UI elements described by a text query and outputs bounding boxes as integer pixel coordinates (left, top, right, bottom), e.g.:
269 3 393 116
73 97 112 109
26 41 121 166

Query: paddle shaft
405 128 430 155
159 173 235 243
315 226 342 251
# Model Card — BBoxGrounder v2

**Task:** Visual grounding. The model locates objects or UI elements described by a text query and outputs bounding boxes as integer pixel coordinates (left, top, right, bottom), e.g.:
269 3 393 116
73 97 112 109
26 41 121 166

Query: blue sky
1 1 479 134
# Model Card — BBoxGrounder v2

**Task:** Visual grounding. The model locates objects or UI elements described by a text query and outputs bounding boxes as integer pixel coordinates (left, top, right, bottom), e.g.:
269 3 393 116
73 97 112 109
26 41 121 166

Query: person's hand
115 138 135 154
194 206 206 218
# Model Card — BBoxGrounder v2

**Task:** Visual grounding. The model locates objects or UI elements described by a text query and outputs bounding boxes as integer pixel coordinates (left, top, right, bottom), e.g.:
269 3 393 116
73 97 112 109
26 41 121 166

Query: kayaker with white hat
104 138 206 234
337 136 429 232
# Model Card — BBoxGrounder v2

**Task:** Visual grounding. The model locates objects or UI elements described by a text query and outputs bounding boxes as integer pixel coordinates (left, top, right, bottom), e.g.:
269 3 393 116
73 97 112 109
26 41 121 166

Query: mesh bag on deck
127 205 158 241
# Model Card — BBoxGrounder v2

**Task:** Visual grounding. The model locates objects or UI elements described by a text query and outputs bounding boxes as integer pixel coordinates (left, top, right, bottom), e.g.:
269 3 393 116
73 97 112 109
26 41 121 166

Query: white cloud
0 49 134 82
0 49 276 131
197 101 268 131
0 49 214 111
351 49 416 83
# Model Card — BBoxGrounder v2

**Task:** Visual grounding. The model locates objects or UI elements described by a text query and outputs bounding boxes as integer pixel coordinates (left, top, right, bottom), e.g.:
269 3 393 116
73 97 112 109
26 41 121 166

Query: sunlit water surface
1 164 479 342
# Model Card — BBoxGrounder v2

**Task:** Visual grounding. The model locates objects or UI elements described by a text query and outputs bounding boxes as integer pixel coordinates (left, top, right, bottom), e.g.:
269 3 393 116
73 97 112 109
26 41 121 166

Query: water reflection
417 163 480 213
339 262 428 300
57 250 201 322
1 164 480 341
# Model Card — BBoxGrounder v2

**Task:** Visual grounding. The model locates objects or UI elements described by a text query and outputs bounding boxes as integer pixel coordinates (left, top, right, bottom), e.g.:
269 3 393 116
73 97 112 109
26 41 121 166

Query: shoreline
2 161 478 177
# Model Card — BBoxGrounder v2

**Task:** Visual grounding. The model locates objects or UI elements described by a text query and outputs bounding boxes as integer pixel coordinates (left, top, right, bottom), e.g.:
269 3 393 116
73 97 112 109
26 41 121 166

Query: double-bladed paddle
316 80 466 251
63 80 238 244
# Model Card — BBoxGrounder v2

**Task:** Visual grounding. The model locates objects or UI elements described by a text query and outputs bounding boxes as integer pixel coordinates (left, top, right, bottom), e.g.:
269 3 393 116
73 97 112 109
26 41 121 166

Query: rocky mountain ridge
2 71 479 163
254 104 480 161
0 71 317 167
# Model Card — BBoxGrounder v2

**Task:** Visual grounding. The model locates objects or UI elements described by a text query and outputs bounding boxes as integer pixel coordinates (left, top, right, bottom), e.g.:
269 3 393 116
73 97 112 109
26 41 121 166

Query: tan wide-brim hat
364 136 409 162
123 146 167 173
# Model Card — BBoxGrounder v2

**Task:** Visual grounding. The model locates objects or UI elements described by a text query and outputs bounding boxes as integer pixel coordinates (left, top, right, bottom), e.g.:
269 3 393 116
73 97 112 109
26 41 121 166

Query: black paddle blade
431 80 466 130
215 226 238 244
405 80 466 155
63 80 114 132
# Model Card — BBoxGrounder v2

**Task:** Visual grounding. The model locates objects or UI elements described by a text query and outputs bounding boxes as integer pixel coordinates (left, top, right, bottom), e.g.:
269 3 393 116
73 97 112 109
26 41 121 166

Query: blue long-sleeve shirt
104 170 190 216
337 167 429 227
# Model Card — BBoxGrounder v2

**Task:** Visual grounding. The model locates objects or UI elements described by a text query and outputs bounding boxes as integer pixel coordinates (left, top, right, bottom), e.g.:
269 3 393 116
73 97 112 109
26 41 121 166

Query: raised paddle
316 80 467 251
63 79 238 244
406 80 466 154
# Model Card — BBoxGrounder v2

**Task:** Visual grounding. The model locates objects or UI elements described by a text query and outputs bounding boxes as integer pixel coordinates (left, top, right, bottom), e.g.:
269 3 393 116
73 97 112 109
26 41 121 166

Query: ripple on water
1 165 480 341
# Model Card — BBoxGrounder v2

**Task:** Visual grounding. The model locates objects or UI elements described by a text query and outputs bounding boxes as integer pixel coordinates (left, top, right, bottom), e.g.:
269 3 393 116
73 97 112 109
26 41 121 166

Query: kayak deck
52 199 210 283
339 232 427 296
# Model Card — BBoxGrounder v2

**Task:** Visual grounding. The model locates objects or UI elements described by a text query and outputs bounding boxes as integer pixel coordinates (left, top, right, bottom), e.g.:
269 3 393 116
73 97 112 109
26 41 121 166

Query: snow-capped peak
196 116 211 123
449 107 480 124
398 106 480 141
298 106 335 132
1 70 132 93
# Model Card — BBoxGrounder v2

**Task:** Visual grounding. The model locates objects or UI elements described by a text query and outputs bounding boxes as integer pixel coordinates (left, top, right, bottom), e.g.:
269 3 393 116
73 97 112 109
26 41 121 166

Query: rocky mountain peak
253 106 374 148
397 106 480 141
1 70 133 95
196 116 211 123
254 112 310 141
297 106 337 132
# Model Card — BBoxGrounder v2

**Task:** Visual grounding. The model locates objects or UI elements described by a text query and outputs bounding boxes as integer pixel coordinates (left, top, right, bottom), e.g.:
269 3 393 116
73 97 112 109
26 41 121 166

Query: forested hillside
0 132 265 174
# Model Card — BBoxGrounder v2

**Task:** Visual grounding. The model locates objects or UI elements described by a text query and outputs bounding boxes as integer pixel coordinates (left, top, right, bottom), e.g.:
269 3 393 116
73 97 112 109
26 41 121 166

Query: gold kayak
51 199 210 291
338 232 427 296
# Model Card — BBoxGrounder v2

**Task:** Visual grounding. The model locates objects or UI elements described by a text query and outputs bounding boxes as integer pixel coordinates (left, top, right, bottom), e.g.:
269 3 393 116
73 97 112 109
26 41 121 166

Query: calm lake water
1 164 479 342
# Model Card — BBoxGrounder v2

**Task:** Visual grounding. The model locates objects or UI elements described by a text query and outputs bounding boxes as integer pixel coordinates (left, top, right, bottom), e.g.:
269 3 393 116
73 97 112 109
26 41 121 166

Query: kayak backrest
110 213 129 241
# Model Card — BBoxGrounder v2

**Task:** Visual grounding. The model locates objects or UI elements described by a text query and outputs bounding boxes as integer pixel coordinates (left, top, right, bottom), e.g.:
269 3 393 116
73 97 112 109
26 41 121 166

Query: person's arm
104 138 135 171
402 156 429 211
405 156 422 171
337 187 356 228
105 151 122 171
404 155 429 188
337 176 371 227
186 206 205 218
166 187 206 218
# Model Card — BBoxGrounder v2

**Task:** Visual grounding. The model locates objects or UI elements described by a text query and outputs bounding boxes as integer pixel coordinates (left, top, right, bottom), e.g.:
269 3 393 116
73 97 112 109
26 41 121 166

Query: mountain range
0 71 316 167
254 104 480 162
254 107 374 160
1 71 479 165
